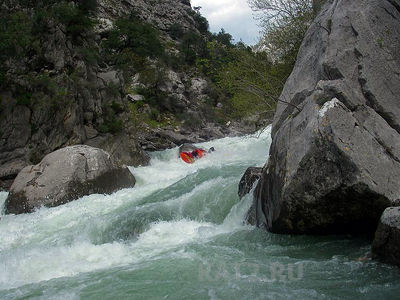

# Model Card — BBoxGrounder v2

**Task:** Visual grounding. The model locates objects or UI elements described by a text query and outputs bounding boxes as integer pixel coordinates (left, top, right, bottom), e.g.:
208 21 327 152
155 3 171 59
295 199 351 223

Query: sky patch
191 0 261 45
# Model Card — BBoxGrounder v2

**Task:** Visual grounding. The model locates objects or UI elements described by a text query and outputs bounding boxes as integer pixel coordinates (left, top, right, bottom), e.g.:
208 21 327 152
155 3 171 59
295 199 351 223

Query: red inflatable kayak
180 149 206 164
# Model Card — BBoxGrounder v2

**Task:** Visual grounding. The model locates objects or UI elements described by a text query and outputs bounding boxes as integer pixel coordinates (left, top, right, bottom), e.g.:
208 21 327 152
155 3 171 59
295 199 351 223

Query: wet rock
5 145 136 215
239 167 263 226
372 207 400 267
238 167 263 200
254 0 400 234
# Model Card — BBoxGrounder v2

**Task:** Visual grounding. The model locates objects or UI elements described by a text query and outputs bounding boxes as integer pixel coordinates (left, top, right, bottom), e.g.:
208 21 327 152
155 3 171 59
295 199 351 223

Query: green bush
31 1 95 39
212 29 233 47
111 101 124 114
98 117 123 134
18 0 58 8
0 70 6 87
32 8 51 35
53 2 95 38
98 102 125 134
0 11 33 61
180 31 207 65
79 47 99 65
106 119 123 134
169 23 184 40
76 0 97 13
106 82 121 98
32 74 58 95
104 15 164 59
16 91 32 107
191 11 209 34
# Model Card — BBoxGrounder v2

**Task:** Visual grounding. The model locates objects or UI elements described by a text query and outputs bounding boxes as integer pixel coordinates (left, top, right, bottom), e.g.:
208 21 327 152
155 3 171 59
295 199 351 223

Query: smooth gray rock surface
5 145 136 215
254 0 400 234
372 207 400 266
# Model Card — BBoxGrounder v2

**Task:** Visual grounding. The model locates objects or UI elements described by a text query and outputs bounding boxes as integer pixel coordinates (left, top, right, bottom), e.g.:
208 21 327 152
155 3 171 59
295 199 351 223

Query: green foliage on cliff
249 0 317 67
179 31 207 65
0 0 98 125
0 0 312 139
103 14 164 59
0 0 96 87
217 49 285 117
0 11 33 86
0 11 33 60
189 7 210 34
199 0 320 119
29 1 95 39
52 2 95 38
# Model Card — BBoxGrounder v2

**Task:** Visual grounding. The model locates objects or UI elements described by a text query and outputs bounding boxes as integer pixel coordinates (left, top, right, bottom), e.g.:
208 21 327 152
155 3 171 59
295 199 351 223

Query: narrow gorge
1 0 400 298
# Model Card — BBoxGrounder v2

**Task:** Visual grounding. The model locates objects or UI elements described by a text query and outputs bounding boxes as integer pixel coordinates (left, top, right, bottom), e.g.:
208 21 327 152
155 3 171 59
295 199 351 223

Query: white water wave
0 127 271 289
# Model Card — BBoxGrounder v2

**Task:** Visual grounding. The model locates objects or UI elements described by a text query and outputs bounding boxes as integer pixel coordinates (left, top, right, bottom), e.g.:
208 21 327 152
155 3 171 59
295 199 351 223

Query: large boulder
5 145 136 215
372 207 400 266
254 0 400 234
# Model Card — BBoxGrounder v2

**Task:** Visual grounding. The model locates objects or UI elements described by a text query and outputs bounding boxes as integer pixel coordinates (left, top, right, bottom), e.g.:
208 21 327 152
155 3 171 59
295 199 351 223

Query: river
1 127 400 299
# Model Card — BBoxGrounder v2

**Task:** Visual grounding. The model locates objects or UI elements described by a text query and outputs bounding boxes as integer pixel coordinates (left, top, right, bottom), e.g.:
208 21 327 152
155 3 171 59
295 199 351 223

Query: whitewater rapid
2 126 400 299
0 127 271 291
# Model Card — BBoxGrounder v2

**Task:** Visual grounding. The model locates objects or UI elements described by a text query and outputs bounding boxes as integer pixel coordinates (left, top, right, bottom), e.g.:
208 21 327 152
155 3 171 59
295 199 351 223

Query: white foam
0 126 271 289
0 191 8 215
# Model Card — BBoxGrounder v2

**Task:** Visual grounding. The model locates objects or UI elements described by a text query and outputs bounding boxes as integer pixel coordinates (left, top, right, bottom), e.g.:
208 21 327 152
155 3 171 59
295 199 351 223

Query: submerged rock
254 0 400 234
5 145 135 215
372 207 400 267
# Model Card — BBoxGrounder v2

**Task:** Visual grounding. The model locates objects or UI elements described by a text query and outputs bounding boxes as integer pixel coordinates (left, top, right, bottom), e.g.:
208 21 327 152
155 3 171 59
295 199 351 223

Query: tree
248 0 316 64
213 29 233 47
180 31 206 65
248 0 313 25
218 48 296 117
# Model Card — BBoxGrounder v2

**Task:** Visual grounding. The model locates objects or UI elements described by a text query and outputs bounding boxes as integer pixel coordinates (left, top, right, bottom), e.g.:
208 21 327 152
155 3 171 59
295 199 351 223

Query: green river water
1 127 400 299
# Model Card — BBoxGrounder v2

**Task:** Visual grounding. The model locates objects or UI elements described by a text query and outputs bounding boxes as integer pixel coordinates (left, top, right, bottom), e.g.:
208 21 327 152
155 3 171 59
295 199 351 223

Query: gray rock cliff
254 0 400 234
0 0 254 190
97 0 196 33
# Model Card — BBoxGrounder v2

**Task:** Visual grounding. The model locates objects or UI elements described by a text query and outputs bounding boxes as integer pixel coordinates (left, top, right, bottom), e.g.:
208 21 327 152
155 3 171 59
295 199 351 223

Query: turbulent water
1 127 399 299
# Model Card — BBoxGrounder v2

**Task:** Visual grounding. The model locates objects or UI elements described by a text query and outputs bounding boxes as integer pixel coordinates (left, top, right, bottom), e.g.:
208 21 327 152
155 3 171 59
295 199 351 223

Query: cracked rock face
254 0 400 234
4 145 136 215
